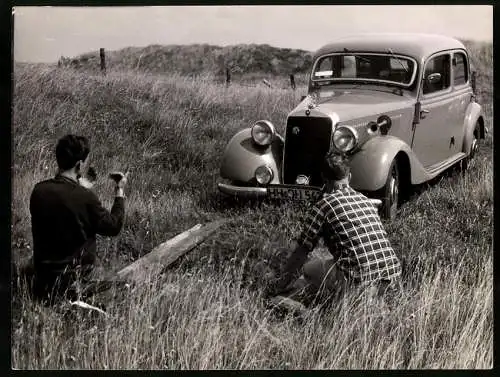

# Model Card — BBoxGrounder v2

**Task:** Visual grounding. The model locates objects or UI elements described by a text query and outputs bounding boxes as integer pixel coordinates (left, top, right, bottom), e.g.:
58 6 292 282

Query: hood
290 88 413 121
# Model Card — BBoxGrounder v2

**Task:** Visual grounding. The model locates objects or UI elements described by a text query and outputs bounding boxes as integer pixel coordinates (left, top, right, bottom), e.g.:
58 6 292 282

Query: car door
411 51 455 168
449 50 473 154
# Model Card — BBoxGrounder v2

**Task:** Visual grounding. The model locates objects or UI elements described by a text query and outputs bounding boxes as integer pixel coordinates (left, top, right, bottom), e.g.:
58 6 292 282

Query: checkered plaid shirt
296 184 402 283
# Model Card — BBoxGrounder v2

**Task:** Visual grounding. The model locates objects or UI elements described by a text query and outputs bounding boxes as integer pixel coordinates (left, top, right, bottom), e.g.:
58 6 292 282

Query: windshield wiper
387 48 408 73
362 86 404 96
345 81 370 90
343 48 371 64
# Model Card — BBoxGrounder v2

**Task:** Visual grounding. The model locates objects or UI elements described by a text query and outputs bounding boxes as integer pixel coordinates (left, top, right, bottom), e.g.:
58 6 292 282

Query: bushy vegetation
60 43 313 85
12 40 493 369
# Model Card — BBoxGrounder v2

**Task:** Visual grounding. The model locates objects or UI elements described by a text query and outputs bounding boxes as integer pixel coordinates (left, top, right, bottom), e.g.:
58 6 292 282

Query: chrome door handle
420 109 430 119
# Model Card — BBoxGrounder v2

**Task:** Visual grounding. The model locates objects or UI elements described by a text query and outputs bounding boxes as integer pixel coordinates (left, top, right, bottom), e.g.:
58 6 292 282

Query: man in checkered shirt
266 152 402 303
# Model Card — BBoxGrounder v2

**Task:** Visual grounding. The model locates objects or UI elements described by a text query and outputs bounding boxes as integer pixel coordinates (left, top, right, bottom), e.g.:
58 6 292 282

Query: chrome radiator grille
283 116 333 187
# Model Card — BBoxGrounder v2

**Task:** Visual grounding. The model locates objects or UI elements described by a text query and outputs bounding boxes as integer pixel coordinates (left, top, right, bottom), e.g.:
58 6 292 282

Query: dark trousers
14 259 118 308
14 258 94 305
33 267 93 305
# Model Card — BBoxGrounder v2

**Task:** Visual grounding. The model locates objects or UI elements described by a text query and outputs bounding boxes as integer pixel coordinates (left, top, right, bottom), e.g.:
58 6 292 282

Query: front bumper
217 182 383 208
218 182 324 202
218 183 269 199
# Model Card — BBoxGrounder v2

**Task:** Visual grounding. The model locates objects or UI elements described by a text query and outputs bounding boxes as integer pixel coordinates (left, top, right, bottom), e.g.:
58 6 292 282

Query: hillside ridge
60 43 315 77
57 40 492 79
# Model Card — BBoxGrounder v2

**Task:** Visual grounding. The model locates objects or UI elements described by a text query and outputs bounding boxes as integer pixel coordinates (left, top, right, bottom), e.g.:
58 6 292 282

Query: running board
424 152 466 177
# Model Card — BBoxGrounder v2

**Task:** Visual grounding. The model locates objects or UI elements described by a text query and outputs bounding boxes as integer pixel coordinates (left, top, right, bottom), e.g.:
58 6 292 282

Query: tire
460 122 480 172
380 159 400 221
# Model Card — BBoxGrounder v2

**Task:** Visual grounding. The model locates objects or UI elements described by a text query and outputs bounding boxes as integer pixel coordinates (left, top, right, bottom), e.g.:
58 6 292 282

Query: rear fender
348 136 429 191
462 102 483 155
220 128 283 184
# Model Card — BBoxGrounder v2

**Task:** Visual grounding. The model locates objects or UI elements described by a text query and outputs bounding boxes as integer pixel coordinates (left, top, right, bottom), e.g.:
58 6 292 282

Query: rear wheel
460 122 480 171
380 160 400 221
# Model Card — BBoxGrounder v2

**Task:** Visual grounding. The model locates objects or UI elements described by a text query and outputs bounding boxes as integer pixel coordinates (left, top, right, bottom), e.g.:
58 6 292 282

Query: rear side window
423 54 451 95
453 52 468 86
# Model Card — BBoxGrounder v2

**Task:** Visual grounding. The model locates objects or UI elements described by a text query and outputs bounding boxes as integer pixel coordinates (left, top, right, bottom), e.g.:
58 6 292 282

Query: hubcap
471 138 479 157
389 174 398 218
467 137 479 169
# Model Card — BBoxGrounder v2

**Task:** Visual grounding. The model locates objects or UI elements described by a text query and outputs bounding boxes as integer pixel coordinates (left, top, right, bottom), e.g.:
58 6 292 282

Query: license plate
268 185 323 202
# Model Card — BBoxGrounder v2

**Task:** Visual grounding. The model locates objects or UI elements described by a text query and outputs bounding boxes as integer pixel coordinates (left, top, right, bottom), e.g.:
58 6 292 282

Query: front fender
220 128 283 184
462 102 483 154
348 136 428 191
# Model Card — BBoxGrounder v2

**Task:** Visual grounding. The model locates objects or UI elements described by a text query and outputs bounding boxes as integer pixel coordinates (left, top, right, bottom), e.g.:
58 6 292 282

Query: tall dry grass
11 42 493 369
11 246 493 369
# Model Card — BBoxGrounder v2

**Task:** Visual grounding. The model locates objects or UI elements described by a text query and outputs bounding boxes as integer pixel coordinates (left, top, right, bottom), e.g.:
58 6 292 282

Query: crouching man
265 152 402 305
28 134 128 305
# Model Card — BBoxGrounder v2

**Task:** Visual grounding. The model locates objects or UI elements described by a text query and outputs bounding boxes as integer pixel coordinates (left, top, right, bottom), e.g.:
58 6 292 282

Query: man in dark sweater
29 134 127 304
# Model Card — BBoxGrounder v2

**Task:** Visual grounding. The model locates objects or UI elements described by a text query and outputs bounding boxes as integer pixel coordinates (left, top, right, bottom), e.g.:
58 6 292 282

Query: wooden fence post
100 48 106 74
290 74 296 90
226 67 231 86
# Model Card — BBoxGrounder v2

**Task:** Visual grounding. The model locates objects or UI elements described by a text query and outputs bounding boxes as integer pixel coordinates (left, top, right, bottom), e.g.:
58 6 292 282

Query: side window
423 54 451 95
453 52 468 86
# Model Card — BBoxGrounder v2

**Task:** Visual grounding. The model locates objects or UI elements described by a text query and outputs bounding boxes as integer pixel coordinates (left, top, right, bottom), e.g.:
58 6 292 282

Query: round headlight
251 120 275 146
255 165 274 185
333 126 358 153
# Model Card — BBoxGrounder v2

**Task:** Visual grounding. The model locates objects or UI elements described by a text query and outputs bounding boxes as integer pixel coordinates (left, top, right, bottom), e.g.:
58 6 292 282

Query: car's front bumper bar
218 183 269 199
218 182 383 208
218 182 324 202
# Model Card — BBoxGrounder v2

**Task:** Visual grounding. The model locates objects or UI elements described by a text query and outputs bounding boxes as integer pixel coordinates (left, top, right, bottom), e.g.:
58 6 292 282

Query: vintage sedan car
218 33 487 219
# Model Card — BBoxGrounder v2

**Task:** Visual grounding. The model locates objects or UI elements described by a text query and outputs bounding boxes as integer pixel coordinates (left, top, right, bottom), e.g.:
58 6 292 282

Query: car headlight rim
251 120 276 146
255 165 274 185
333 125 358 153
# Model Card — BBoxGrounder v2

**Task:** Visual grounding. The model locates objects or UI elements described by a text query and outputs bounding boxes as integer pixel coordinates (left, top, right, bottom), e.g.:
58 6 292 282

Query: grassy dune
65 43 314 79
11 42 493 369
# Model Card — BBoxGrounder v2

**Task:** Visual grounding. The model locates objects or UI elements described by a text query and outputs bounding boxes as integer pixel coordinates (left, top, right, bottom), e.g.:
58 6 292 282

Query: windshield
311 53 417 87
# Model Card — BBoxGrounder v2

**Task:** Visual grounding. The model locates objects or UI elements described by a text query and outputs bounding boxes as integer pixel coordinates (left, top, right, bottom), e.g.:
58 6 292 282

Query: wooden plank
81 219 227 299
114 219 227 283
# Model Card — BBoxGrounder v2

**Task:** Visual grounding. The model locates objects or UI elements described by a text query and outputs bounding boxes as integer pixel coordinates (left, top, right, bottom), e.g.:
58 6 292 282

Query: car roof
313 33 467 62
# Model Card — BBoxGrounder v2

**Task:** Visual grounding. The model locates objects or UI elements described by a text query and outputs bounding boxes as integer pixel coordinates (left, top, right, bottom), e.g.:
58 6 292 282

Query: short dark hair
322 151 350 181
55 135 90 170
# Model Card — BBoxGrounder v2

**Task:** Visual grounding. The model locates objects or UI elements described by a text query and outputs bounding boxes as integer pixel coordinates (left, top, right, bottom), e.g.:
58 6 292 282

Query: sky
13 5 493 63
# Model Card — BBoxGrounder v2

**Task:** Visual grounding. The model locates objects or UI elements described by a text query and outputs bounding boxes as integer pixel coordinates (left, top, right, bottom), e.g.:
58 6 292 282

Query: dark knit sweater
29 174 125 276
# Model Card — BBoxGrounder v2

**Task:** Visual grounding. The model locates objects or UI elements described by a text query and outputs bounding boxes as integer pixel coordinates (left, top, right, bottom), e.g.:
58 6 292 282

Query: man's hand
264 274 293 298
109 171 128 188
109 171 129 197
263 243 311 299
